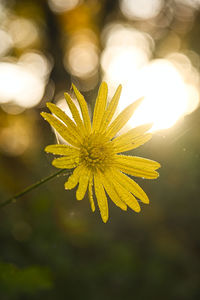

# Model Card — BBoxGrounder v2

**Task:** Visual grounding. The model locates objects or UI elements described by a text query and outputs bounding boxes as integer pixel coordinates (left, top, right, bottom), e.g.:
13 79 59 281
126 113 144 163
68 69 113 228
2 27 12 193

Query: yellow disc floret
80 133 114 172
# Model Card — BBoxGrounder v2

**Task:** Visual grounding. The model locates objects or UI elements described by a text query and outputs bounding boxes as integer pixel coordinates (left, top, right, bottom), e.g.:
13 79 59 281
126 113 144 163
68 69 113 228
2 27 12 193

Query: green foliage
0 262 53 297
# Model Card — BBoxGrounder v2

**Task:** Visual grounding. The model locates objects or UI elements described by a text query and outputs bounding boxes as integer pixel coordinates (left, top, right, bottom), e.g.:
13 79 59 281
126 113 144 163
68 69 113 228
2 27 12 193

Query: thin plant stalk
0 169 65 208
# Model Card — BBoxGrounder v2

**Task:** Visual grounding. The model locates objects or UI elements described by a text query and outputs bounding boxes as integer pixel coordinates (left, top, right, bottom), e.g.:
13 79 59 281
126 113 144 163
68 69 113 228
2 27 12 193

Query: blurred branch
0 169 65 208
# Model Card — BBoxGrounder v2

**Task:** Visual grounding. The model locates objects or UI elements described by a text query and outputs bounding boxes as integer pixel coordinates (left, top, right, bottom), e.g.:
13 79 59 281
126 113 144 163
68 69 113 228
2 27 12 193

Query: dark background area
0 0 200 299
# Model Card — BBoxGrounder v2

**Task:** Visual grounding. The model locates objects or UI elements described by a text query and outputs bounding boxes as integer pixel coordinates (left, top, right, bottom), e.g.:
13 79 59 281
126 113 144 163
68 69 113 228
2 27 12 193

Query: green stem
0 169 65 208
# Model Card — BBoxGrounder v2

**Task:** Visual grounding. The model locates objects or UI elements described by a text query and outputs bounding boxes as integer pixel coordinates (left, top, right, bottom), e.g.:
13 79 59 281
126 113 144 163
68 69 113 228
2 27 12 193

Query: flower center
80 133 114 171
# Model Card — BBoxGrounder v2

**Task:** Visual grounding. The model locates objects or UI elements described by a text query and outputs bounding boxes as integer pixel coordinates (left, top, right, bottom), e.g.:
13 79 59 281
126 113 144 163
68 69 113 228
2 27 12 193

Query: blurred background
0 0 200 299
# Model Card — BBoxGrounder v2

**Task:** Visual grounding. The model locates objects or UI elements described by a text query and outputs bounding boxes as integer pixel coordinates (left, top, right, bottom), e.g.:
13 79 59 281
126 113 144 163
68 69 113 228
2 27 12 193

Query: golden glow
7 18 38 49
115 59 199 131
128 60 190 131
19 51 52 79
102 46 148 83
48 0 81 13
101 23 199 131
102 23 154 52
0 52 51 109
65 42 98 78
64 30 99 80
0 120 30 156
185 84 199 114
101 24 153 84
0 29 13 56
120 0 164 20
0 62 45 108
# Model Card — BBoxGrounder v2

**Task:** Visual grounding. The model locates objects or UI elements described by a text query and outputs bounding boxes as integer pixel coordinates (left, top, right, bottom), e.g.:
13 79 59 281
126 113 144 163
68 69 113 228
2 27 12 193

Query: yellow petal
112 123 152 152
45 144 79 156
115 155 161 170
118 166 159 179
113 170 149 204
100 171 127 211
88 176 95 212
94 172 109 223
112 179 141 212
114 133 152 153
105 97 143 139
113 123 152 144
41 112 80 147
64 92 85 135
64 165 84 190
52 156 79 169
46 102 81 141
100 84 122 133
114 155 160 179
76 168 91 200
92 82 108 132
72 84 91 134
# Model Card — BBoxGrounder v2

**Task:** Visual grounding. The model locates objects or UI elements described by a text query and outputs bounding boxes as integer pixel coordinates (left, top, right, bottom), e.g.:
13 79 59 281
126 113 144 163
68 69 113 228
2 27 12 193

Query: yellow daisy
41 82 160 223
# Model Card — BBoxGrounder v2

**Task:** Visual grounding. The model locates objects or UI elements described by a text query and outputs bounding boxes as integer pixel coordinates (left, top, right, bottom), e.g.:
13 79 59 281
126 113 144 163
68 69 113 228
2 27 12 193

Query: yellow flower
41 82 160 223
